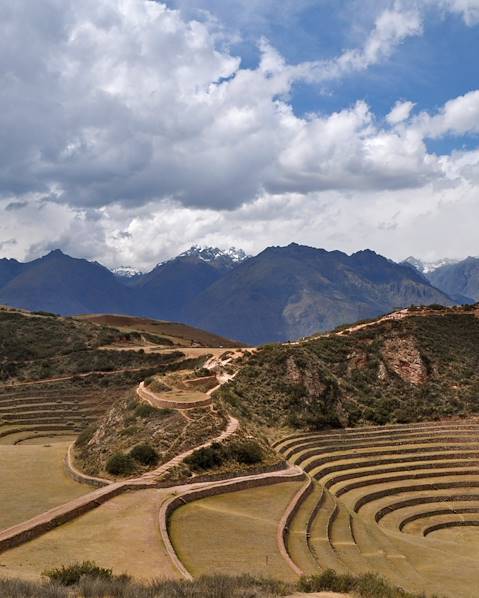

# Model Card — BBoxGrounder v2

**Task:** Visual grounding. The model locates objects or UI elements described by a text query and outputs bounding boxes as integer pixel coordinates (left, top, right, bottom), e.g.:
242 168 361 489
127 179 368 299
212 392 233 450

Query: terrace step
274 419 479 448
306 450 479 482
351 513 425 588
281 431 479 461
324 460 479 491
307 488 347 573
328 502 370 575
287 481 324 574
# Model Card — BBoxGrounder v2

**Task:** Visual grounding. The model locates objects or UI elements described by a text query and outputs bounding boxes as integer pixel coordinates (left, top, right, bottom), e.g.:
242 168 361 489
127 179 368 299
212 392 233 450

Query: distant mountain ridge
0 244 454 344
403 256 461 274
404 255 479 303
156 245 249 270
183 244 452 344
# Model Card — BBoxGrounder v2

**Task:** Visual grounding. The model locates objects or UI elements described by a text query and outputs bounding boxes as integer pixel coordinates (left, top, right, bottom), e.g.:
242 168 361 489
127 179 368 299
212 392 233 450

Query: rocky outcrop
381 336 427 385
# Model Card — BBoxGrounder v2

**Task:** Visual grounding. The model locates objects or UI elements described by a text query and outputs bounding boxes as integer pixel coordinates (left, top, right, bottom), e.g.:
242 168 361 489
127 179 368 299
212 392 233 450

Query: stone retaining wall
64 443 112 488
0 483 126 553
137 385 212 410
277 477 314 575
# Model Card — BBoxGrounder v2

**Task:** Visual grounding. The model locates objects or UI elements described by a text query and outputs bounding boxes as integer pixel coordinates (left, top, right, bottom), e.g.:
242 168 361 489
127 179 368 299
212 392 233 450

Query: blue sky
167 1 479 139
1 0 479 268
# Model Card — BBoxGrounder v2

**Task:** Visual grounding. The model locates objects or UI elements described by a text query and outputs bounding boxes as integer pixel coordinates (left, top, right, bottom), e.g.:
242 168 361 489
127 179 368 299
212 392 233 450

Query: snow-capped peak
178 245 248 264
111 265 143 278
404 256 460 274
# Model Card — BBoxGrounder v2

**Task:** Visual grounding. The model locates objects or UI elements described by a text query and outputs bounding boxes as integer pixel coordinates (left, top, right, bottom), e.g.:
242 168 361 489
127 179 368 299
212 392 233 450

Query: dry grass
0 441 88 531
0 489 178 581
170 481 303 582
78 314 240 348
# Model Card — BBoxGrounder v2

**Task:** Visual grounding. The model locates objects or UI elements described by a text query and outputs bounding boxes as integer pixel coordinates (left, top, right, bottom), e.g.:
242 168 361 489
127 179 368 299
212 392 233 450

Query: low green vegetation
130 443 159 466
75 426 97 448
218 311 479 429
185 439 263 472
0 309 186 382
42 561 117 586
0 566 446 597
105 453 136 476
0 573 291 598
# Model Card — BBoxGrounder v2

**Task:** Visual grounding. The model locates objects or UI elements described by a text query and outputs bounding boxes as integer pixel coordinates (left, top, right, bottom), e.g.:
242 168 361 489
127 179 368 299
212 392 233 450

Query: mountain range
0 244 459 344
404 255 479 303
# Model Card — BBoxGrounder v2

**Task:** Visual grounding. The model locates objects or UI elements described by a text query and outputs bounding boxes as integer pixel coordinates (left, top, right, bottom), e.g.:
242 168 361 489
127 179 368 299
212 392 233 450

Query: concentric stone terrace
0 383 113 444
274 419 479 597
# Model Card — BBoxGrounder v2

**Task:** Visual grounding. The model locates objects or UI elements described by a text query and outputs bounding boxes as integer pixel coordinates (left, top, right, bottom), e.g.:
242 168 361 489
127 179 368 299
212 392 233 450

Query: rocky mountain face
427 257 479 303
0 244 454 344
405 255 479 303
184 244 453 344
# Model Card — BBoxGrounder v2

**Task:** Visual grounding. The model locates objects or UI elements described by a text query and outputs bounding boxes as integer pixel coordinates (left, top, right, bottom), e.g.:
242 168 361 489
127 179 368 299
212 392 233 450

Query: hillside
0 307 234 383
186 244 453 344
218 305 479 431
79 314 241 348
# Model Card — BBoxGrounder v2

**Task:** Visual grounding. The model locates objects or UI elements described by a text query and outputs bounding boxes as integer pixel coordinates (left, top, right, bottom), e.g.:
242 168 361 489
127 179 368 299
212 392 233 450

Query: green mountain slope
218 305 479 430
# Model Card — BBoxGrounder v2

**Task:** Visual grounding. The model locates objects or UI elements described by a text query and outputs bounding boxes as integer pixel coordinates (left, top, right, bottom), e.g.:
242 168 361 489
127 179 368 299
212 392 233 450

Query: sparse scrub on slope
218 311 479 430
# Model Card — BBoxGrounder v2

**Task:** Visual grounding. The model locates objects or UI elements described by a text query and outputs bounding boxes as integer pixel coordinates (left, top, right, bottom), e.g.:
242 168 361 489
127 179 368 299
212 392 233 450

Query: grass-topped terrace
0 440 88 532
273 418 479 597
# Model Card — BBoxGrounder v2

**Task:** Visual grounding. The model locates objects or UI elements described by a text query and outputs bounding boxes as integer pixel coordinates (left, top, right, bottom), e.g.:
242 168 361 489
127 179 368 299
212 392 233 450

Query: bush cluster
42 561 113 586
298 570 436 597
74 424 97 447
105 453 136 476
106 442 160 475
130 443 159 466
185 440 263 472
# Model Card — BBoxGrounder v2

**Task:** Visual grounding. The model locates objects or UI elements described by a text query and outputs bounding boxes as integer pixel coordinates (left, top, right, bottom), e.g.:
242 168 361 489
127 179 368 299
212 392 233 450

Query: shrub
42 561 112 586
134 403 158 417
105 453 136 476
298 571 432 598
130 443 159 466
185 444 224 471
298 569 355 593
227 440 263 465
194 367 211 377
134 403 173 418
185 440 264 472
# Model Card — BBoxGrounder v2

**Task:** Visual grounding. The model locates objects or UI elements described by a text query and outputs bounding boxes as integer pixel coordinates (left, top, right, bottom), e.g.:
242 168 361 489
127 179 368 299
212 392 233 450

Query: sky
1 0 479 270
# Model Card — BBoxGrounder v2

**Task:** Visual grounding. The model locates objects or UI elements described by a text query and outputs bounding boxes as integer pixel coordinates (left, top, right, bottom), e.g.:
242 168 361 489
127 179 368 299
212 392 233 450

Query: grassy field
78 314 240 348
0 489 178 581
0 441 88 531
158 389 210 403
170 482 303 581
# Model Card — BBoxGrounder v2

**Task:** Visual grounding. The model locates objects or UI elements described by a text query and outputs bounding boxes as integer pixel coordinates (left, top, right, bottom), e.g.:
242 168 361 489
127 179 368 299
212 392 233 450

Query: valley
0 304 479 597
